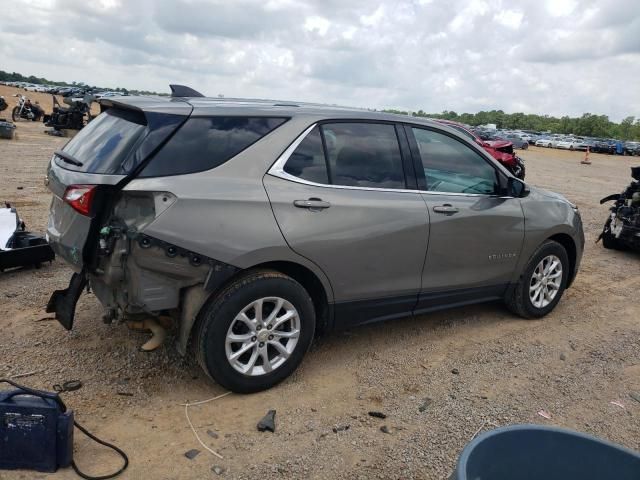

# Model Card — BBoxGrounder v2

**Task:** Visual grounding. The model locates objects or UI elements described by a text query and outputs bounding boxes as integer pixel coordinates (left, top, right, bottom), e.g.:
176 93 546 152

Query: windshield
56 109 146 174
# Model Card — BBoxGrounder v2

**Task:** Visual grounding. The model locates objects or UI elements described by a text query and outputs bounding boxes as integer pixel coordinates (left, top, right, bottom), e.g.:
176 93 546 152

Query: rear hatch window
54 109 147 174
139 116 287 177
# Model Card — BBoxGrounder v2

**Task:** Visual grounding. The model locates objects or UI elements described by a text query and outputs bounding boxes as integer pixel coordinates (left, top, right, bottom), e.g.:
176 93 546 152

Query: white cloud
0 0 638 121
494 9 524 29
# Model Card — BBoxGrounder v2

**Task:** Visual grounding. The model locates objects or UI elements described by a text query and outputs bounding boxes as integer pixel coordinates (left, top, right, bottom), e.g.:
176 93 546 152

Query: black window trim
403 123 511 198
139 115 291 178
269 119 419 193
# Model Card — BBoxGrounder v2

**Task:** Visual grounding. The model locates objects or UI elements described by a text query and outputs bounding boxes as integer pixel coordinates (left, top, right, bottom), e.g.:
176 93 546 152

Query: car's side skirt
332 284 509 329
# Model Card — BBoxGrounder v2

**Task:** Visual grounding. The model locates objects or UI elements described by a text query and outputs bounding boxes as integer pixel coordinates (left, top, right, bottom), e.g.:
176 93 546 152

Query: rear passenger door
406 126 525 309
264 122 429 327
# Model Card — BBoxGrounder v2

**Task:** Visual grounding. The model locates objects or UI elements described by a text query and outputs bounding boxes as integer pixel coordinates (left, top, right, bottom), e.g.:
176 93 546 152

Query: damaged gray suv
46 85 584 392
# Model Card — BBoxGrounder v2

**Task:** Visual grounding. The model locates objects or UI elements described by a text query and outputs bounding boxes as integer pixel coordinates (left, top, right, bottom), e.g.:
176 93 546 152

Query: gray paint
420 193 525 291
45 95 584 351
264 174 429 302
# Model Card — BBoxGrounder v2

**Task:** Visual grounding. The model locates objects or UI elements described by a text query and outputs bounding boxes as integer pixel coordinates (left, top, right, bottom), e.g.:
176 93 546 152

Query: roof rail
169 84 204 98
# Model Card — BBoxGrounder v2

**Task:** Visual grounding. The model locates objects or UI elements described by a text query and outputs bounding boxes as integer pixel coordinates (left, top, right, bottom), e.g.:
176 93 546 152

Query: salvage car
45 86 584 392
496 133 529 150
599 166 640 251
433 120 525 179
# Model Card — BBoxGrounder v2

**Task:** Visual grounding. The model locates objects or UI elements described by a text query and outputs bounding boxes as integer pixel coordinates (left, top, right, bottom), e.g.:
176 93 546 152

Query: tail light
63 185 97 216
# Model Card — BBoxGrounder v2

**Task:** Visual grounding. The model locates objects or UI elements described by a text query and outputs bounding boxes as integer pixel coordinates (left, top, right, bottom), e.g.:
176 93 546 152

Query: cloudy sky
1 0 639 120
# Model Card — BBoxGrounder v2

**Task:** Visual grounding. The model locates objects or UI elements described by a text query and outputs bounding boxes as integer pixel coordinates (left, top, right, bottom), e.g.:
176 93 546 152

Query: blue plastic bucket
451 424 640 480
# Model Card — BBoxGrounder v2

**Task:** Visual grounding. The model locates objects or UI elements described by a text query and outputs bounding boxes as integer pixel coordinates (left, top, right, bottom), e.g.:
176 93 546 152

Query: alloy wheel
225 297 301 376
529 255 563 308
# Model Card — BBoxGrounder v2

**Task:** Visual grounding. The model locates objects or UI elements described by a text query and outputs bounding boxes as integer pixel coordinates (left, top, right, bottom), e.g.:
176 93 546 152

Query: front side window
141 116 286 177
412 128 498 195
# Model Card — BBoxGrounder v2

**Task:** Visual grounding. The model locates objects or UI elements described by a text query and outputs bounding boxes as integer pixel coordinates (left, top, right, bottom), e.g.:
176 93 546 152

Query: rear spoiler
98 84 203 114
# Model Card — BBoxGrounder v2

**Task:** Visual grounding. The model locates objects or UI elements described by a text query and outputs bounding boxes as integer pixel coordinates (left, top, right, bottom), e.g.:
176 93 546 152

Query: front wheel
194 270 316 393
505 240 569 319
11 106 21 122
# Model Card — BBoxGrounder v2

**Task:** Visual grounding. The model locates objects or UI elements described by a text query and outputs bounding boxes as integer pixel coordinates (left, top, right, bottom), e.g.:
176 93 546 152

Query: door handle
432 204 459 215
294 198 331 210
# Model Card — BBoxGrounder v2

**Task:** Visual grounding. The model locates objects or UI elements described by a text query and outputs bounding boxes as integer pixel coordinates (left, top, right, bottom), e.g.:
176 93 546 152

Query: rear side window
56 109 146 174
140 117 287 177
323 123 405 189
283 122 405 189
283 126 329 184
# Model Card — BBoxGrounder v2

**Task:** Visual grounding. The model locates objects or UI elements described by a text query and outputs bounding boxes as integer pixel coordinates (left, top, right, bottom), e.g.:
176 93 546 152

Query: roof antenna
169 84 204 98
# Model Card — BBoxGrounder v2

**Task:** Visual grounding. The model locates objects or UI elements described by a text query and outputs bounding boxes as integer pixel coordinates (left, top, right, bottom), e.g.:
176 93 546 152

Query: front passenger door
408 126 525 305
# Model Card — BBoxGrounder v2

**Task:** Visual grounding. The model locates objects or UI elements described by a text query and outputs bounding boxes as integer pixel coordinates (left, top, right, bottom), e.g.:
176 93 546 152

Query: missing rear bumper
46 271 87 330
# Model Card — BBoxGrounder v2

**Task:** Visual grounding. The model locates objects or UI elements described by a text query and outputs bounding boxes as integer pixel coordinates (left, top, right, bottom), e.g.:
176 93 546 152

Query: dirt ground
1 119 639 480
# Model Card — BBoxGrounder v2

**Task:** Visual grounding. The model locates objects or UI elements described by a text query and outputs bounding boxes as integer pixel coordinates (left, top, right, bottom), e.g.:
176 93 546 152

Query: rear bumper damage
46 271 86 330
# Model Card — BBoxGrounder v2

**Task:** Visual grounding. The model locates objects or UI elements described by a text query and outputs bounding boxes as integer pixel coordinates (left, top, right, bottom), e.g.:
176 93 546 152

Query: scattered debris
368 411 386 419
207 429 219 439
181 392 231 460
257 409 276 433
332 425 350 433
610 400 625 409
419 398 433 413
629 392 640 404
127 318 167 352
470 420 487 440
212 465 225 475
560 353 566 361
16 186 23 190
451 368 460 375
117 392 134 397
11 369 44 379
380 425 391 434
537 410 552 420
53 380 83 393
184 449 200 460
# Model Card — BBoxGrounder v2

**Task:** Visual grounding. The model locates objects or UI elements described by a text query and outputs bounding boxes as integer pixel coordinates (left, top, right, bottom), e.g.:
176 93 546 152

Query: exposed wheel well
549 233 577 287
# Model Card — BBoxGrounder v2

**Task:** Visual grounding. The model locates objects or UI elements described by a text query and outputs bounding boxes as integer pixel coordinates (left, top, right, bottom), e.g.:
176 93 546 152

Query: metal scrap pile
599 166 640 251
0 204 55 271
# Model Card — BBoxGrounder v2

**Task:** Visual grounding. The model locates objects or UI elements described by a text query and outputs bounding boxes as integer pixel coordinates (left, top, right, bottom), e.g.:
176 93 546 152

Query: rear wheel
194 270 316 393
505 240 569 319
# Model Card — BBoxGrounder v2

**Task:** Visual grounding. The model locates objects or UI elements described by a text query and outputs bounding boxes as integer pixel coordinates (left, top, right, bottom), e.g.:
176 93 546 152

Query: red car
434 119 525 179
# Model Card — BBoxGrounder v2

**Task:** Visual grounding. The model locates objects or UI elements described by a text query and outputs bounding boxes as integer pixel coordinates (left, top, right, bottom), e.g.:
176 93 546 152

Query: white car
535 137 557 148
556 138 585 150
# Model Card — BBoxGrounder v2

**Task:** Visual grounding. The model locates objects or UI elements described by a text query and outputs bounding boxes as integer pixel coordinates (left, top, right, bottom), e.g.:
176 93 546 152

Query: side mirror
507 177 528 197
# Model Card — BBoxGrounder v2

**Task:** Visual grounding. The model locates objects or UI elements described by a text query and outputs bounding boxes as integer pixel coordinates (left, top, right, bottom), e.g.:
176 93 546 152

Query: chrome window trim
267 122 515 199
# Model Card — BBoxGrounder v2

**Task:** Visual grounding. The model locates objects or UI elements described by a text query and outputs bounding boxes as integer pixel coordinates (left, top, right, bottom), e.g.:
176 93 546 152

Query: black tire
505 240 570 319
194 270 316 393
11 106 20 122
522 143 528 150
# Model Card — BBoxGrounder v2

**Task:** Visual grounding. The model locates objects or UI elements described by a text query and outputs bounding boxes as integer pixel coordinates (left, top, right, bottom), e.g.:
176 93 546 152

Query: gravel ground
1 120 639 480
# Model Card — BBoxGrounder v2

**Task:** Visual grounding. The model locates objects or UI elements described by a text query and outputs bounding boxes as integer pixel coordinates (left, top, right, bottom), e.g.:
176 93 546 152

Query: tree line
0 70 166 97
2 70 638 140
383 109 640 141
